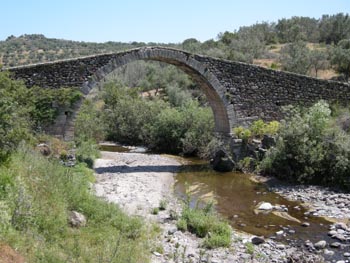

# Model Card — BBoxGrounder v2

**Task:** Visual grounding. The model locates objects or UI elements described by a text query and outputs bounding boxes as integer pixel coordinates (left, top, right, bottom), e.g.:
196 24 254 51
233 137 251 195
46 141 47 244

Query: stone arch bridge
5 46 350 139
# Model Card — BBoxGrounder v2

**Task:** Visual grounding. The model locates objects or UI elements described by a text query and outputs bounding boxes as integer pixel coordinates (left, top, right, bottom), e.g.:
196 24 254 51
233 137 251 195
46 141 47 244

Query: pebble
333 233 346 242
276 230 284 236
324 249 334 256
314 240 327 249
276 244 285 250
330 242 341 248
153 251 162 257
344 252 350 257
328 230 337 236
301 222 310 227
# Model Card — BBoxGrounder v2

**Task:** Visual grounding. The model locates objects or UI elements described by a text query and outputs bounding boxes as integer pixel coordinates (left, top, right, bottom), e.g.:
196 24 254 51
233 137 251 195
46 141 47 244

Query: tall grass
0 146 151 262
177 201 232 249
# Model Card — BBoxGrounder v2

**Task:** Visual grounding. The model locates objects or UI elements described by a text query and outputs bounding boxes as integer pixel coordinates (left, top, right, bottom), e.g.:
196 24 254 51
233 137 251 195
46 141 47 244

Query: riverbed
93 144 350 262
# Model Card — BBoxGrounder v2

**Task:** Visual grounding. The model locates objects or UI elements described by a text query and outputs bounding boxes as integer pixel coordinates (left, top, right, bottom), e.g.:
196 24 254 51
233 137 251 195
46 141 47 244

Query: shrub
159 200 167 211
74 99 106 142
233 126 252 140
261 101 350 188
0 71 32 163
75 139 100 168
177 203 231 248
102 82 215 156
151 207 159 215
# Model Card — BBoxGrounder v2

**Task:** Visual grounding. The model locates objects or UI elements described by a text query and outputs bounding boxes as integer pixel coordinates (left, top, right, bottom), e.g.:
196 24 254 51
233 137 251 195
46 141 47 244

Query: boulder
69 211 86 228
210 150 235 172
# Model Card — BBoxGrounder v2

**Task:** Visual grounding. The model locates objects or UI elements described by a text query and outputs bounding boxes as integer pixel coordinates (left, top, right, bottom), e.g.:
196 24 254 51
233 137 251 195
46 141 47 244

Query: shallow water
99 144 344 260
174 158 334 244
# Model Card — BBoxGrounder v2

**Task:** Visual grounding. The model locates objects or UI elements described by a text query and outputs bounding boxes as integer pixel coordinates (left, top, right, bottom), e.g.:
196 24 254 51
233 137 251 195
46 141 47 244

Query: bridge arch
82 47 235 135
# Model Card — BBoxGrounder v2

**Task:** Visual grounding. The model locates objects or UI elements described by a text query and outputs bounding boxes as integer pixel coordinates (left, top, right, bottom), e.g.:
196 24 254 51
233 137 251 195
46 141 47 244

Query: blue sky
2 0 350 43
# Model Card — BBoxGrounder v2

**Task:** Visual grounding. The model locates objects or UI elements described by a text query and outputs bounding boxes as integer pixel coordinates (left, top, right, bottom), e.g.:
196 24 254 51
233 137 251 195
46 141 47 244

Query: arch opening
85 47 235 135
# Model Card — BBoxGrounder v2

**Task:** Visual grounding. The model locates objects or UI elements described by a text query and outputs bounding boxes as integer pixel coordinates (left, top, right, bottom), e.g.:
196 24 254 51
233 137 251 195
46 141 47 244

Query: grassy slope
0 145 155 262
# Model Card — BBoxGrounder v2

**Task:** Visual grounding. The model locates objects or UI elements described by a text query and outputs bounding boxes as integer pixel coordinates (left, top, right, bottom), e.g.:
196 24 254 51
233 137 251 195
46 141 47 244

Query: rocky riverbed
92 150 336 263
267 182 350 262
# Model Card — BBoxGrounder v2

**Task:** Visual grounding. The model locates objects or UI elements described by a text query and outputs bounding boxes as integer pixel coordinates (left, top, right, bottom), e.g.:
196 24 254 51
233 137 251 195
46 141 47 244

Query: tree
276 17 319 43
182 38 201 53
319 13 350 44
331 39 350 81
279 41 310 74
309 49 329 78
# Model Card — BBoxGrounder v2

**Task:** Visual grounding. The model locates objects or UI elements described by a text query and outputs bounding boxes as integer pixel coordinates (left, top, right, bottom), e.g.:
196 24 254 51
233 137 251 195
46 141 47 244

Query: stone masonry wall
205 57 350 122
4 47 350 138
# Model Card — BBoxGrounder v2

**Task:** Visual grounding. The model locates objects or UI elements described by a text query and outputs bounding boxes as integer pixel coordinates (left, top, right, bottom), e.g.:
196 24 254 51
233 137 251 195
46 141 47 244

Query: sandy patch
93 151 181 217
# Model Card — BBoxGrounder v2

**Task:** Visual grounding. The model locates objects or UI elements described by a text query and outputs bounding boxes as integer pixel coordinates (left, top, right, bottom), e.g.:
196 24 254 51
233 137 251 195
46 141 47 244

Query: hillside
1 13 350 81
0 34 176 67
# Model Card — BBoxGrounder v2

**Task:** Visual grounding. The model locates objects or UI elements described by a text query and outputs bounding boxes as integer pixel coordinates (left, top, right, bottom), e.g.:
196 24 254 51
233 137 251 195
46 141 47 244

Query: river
97 143 350 262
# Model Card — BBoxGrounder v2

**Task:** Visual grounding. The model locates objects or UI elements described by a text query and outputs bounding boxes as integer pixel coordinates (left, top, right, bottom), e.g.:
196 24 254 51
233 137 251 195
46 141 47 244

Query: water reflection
174 158 330 242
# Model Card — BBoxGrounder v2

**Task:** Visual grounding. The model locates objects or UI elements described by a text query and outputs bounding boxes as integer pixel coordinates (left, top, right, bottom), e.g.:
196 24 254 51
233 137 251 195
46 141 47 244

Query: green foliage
319 13 350 44
159 200 167 211
75 99 106 142
232 126 252 141
245 242 255 255
102 82 214 156
28 86 82 130
331 39 350 81
75 139 100 168
276 17 319 43
102 82 165 145
0 146 151 262
0 71 32 163
233 120 280 140
280 41 311 74
0 71 82 164
151 207 159 215
261 101 350 188
250 120 280 138
309 49 329 77
264 121 280 135
177 201 231 249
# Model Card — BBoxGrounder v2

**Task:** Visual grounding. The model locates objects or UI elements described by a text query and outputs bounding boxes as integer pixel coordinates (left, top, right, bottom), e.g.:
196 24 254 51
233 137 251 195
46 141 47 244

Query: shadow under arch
82 47 235 135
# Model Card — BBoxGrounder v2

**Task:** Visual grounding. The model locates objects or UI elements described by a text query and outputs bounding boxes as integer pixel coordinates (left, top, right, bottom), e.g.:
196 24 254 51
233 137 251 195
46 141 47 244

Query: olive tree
331 39 350 81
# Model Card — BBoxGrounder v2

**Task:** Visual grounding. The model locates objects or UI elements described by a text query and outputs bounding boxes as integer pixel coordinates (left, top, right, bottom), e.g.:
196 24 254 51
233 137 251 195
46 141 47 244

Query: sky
2 0 350 43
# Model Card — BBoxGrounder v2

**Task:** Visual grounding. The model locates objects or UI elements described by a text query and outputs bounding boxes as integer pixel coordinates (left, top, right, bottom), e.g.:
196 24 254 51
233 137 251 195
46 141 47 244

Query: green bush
232 126 252 140
101 82 215 156
177 204 231 248
0 72 32 163
74 99 106 142
75 139 100 168
261 101 350 188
